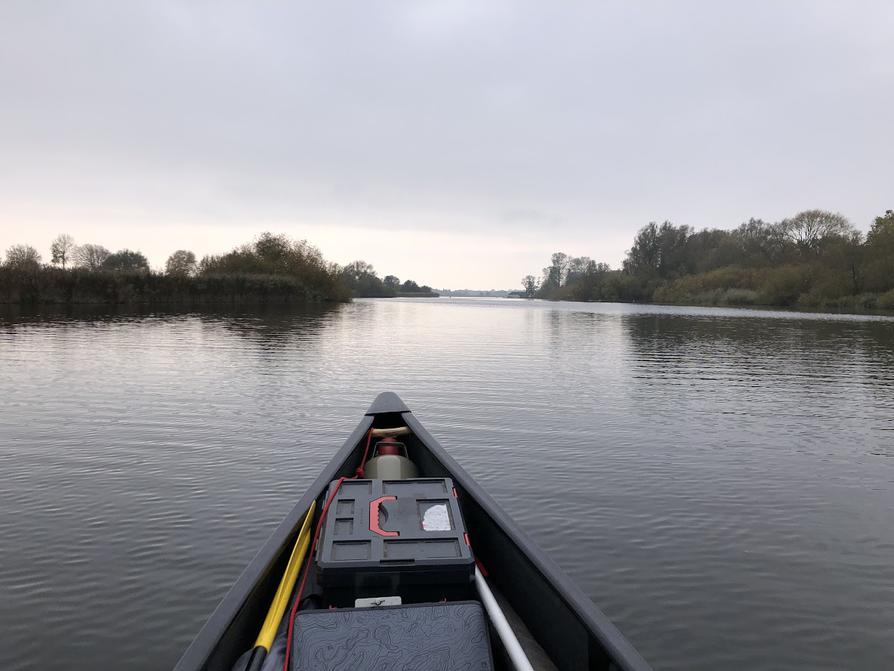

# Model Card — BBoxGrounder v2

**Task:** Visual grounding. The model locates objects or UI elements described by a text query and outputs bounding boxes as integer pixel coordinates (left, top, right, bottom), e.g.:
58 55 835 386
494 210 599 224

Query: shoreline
533 296 894 318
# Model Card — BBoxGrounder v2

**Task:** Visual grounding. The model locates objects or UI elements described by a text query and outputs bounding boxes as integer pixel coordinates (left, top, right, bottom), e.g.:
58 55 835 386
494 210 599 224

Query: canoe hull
174 393 652 671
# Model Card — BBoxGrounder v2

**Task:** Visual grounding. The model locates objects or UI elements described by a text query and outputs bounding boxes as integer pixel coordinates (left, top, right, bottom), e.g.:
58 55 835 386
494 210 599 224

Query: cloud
1 1 892 286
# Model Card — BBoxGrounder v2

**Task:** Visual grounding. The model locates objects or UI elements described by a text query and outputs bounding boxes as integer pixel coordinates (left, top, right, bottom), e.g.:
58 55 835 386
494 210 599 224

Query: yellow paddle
243 501 316 671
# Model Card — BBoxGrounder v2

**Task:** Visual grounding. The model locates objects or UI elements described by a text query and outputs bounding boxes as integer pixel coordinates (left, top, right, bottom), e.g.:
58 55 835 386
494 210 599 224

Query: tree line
0 233 434 305
522 209 894 311
338 260 435 298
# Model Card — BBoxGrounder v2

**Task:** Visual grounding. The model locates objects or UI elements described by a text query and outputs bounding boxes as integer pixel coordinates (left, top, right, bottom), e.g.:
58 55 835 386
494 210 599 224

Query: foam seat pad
290 601 493 670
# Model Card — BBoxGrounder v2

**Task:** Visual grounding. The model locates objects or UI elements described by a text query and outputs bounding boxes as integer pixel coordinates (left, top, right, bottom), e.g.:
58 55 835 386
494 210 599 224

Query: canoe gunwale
173 414 374 671
401 411 652 671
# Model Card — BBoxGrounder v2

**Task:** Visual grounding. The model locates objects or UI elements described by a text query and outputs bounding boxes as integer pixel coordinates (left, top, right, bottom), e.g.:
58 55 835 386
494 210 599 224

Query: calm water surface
2 298 894 670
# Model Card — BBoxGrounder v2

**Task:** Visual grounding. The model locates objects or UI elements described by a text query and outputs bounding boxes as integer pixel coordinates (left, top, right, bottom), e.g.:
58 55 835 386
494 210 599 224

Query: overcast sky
1 1 892 288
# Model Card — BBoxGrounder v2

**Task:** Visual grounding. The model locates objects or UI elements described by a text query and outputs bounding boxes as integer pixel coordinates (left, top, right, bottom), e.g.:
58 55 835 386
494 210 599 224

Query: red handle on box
369 496 399 537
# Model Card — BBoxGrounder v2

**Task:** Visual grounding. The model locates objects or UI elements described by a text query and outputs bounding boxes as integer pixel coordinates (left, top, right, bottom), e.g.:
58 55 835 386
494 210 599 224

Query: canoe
175 392 652 671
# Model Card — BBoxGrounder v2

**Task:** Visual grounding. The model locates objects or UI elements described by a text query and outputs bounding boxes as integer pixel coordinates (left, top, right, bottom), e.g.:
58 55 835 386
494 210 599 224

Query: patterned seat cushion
291 601 493 671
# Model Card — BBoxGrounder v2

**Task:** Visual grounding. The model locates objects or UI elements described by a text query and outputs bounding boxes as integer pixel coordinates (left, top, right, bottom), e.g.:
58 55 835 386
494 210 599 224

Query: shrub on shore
0 266 351 305
0 232 443 305
878 289 894 311
532 209 894 313
1 233 351 305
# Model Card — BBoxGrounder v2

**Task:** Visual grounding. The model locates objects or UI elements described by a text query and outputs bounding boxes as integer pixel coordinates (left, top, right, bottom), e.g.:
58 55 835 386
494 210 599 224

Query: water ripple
1 300 893 670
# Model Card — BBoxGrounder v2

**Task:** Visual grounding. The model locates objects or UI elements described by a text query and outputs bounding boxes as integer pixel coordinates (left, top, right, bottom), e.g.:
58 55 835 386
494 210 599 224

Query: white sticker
421 503 452 531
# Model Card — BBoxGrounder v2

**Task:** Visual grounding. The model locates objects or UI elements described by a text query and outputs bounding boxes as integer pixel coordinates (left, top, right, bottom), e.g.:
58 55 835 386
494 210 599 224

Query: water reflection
1 299 893 671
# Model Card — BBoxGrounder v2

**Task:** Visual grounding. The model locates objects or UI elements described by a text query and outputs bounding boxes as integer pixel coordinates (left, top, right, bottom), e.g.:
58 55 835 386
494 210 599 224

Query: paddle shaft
237 501 316 671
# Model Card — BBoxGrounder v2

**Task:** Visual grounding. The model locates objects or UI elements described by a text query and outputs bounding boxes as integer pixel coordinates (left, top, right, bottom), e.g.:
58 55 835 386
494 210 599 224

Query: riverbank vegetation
525 209 894 311
338 261 437 298
0 233 434 305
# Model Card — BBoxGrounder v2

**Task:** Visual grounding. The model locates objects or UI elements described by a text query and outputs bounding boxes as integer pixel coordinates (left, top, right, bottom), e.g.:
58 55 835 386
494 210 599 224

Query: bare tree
50 234 76 269
521 275 539 298
781 210 854 253
541 252 570 290
165 250 197 276
551 252 570 287
74 243 111 270
4 244 42 270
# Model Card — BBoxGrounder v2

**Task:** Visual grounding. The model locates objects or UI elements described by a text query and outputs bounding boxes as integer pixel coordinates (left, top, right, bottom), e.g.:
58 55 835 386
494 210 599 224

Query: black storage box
290 601 493 671
316 478 474 606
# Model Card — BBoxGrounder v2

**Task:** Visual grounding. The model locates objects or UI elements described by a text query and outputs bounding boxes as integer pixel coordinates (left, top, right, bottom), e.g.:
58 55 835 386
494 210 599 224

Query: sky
1 1 892 289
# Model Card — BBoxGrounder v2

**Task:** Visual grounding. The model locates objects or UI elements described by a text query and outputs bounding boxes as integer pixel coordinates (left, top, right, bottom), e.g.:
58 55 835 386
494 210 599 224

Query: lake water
2 298 893 671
